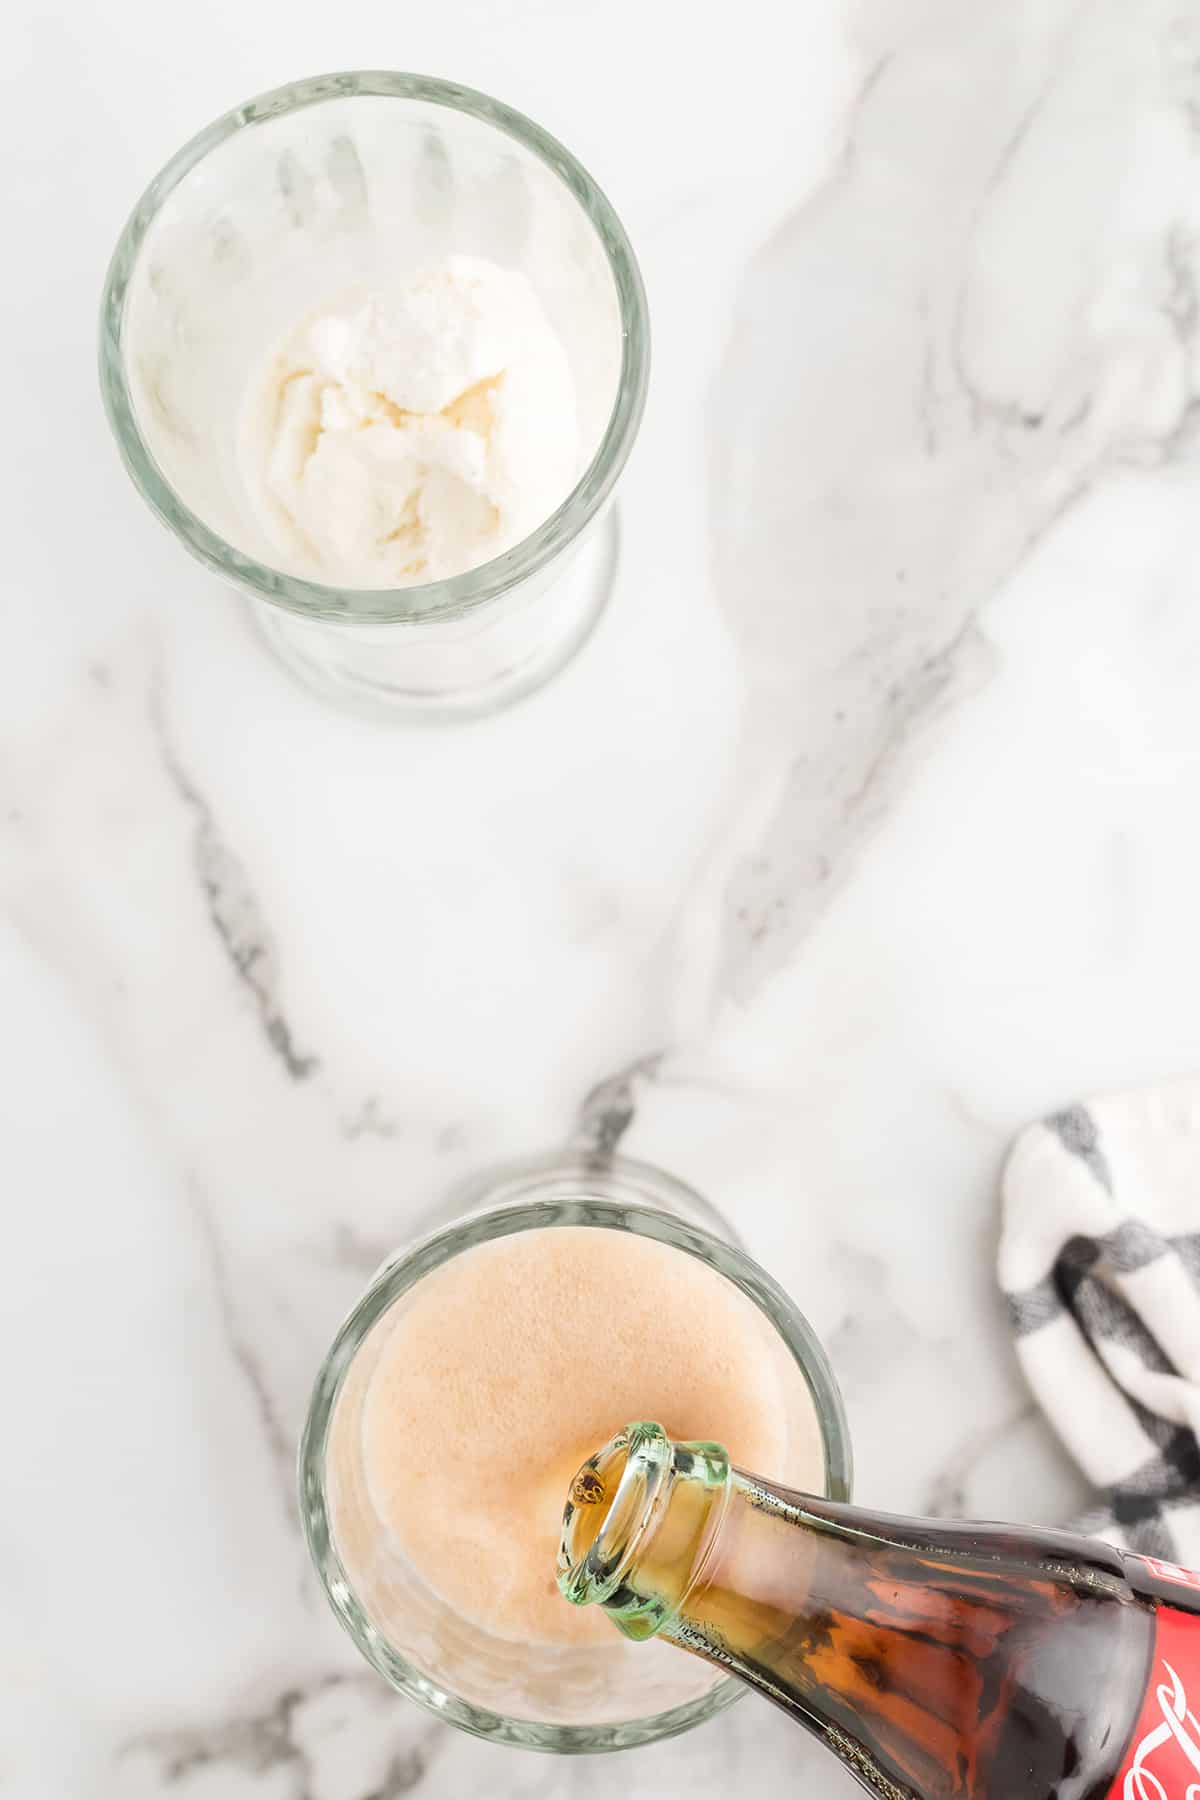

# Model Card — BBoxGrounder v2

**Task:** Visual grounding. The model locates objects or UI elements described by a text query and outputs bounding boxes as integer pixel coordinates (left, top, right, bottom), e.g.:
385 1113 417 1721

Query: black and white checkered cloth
999 1082 1200 1565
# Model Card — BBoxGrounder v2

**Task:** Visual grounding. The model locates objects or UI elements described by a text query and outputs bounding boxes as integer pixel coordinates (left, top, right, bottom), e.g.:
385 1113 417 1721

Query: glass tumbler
298 1153 851 1751
99 73 649 719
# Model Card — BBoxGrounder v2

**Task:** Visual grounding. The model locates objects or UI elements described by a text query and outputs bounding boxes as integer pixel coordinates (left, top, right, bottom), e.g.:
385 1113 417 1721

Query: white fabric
999 1080 1200 1563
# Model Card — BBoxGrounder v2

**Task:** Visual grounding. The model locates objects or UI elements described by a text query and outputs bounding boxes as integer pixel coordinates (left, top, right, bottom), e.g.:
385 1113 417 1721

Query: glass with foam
99 72 648 720
299 1154 851 1751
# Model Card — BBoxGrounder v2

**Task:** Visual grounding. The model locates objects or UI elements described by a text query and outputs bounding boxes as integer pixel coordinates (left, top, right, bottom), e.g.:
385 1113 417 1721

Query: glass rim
97 69 651 625
298 1161 852 1753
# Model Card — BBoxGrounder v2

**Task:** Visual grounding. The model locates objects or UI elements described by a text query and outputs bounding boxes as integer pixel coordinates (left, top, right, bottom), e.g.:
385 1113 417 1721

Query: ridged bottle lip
558 1422 734 1641
558 1422 676 1607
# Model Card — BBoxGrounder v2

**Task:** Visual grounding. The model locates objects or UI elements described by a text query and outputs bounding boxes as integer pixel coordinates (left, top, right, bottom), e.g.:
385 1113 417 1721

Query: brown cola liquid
655 1474 1167 1800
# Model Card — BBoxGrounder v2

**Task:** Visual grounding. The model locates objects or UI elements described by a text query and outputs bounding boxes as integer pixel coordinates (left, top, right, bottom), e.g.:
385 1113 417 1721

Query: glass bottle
559 1422 1200 1799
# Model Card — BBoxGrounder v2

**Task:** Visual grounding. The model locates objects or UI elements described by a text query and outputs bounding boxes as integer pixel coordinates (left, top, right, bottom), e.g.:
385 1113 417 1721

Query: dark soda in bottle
558 1422 1200 1800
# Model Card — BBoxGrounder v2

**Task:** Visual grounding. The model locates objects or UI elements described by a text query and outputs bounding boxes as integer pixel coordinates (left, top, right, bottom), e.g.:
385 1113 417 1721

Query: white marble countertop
8 0 1200 1794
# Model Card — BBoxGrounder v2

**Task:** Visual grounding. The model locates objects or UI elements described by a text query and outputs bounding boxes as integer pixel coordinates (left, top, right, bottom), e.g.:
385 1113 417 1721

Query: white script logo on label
1125 1661 1200 1800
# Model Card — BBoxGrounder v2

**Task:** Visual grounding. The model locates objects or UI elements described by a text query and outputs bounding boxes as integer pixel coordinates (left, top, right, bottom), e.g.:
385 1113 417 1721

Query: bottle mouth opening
557 1422 675 1609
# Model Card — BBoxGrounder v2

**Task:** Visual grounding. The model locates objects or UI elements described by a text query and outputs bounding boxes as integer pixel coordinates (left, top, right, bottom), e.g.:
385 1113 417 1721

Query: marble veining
191 1178 300 1522
571 1053 664 1161
8 0 1200 1795
120 1676 441 1799
702 0 1200 1010
150 669 320 1083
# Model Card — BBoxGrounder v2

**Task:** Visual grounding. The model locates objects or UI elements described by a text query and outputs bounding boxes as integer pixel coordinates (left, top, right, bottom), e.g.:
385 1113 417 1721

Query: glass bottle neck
558 1427 830 1687
557 1421 734 1642
558 1424 1153 1800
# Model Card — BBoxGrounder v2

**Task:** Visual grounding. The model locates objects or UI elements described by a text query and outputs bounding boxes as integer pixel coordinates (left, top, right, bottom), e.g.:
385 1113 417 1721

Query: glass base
249 509 618 723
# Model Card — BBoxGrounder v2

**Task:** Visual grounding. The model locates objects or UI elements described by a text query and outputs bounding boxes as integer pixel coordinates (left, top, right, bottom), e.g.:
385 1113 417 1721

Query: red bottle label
1107 1561 1200 1799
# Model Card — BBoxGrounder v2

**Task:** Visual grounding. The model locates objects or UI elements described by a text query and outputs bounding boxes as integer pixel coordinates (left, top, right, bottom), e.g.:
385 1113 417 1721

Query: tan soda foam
350 1225 825 1646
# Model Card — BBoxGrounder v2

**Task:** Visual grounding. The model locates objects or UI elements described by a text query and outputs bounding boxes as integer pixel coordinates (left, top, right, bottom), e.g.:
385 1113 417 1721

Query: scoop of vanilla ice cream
244 257 579 588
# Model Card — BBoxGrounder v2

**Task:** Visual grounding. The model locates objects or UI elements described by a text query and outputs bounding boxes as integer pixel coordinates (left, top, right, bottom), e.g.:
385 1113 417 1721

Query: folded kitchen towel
999 1081 1200 1568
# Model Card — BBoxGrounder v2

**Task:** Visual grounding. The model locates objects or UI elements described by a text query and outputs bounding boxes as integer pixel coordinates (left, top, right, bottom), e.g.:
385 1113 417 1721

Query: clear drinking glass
298 1153 852 1752
99 73 649 719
